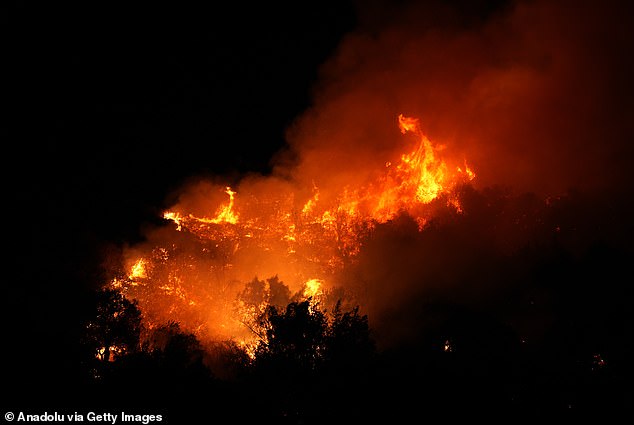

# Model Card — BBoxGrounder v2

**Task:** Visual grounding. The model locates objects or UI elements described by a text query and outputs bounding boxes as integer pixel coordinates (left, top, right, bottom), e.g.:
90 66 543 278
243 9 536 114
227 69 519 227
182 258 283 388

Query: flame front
207 187 239 225
163 186 238 228
111 115 475 346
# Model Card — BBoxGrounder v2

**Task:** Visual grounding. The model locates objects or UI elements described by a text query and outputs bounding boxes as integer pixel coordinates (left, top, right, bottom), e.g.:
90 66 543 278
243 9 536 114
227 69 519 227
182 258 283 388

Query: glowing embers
302 278 324 312
95 345 125 362
444 339 454 353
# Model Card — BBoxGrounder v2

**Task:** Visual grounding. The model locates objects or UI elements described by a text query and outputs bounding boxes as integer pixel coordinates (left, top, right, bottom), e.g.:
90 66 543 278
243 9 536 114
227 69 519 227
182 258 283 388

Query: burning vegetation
72 0 633 421
106 115 476 349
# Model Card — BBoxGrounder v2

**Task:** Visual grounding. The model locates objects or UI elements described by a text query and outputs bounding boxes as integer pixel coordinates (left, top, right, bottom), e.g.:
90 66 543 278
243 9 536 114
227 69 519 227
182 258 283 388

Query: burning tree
105 114 476 352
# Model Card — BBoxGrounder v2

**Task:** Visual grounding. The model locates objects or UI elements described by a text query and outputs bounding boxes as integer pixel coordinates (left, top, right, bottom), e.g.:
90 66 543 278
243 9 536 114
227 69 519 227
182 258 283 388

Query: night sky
4 0 633 417
11 1 356 246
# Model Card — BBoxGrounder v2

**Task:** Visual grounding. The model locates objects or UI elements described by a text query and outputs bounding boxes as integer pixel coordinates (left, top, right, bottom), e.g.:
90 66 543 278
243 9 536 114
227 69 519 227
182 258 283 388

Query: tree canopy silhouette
83 289 143 364
255 300 328 375
249 299 375 381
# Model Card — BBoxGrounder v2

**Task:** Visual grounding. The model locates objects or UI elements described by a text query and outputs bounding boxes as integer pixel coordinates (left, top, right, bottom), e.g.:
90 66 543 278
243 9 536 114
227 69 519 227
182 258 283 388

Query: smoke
115 0 634 349
282 0 634 196
275 0 634 348
278 0 633 344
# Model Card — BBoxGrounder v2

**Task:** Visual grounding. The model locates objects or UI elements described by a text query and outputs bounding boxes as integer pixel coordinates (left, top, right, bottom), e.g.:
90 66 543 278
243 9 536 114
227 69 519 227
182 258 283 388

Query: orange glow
163 186 238 232
303 278 323 299
111 115 475 346
458 161 476 181
398 114 420 134
129 258 148 280
444 339 454 353
302 185 320 216
398 115 446 204
96 345 125 362
163 211 184 231
208 187 239 224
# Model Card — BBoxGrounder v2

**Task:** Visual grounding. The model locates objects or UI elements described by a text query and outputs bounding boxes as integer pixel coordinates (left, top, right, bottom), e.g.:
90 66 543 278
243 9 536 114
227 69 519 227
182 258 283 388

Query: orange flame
303 278 323 299
129 258 148 280
208 187 238 224
112 114 475 345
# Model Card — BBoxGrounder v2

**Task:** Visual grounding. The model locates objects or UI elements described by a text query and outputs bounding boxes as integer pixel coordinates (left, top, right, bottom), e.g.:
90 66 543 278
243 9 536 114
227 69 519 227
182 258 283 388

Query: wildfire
111 114 476 346
375 114 475 213
163 186 239 229
208 187 239 225
398 114 420 134
303 278 323 299
162 211 184 231
129 258 147 280
96 345 125 362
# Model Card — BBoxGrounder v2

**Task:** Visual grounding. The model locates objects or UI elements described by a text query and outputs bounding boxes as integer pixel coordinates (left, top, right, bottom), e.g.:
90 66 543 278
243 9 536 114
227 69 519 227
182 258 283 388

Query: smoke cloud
271 0 634 346
115 0 634 349
281 0 634 196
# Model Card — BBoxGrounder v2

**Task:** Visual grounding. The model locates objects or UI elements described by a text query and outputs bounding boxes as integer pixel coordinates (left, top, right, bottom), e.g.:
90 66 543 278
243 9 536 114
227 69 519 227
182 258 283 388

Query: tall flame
398 114 446 203
208 187 238 224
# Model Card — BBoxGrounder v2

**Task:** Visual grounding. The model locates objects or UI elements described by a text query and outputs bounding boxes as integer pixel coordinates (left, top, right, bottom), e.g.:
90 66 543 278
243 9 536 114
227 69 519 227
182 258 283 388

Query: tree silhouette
83 289 142 364
255 300 328 375
325 301 375 373
245 298 376 422
148 321 207 371
237 275 291 309
252 299 375 374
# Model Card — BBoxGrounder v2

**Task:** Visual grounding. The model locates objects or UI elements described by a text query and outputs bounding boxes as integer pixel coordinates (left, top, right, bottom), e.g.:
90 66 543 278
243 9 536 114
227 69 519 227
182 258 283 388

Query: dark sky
9 2 356 246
